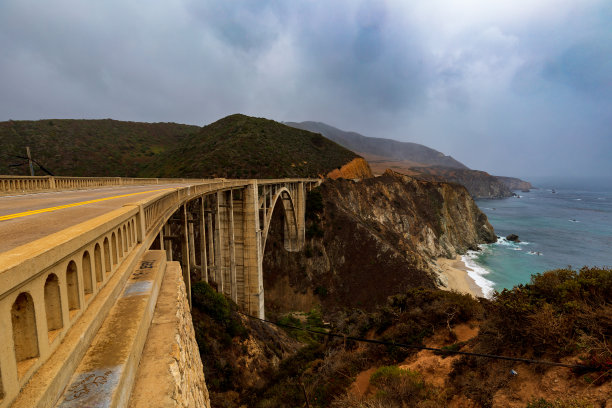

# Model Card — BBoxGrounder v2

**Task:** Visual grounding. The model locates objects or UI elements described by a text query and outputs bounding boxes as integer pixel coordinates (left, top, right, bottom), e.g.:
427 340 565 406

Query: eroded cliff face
190 282 301 406
408 166 515 198
263 170 496 314
326 157 373 179
496 176 533 191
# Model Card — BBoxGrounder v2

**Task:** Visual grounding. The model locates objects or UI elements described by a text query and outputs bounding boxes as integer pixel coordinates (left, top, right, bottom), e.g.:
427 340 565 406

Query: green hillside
0 115 359 179
0 119 199 177
139 114 360 179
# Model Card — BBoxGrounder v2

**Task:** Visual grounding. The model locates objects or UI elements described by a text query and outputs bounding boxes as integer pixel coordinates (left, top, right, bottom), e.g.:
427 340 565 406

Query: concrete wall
129 262 210 408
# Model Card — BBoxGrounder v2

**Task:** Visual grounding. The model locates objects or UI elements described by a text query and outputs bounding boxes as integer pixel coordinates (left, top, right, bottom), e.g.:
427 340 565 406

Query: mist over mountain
286 120 532 198
286 121 468 169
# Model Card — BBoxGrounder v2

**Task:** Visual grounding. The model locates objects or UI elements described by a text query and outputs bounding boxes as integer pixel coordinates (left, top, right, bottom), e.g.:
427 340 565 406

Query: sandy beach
435 255 484 298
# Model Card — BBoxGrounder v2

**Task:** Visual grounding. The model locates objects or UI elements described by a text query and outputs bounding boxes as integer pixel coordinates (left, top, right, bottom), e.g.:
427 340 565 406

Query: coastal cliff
408 166 515 198
496 175 533 191
263 170 496 314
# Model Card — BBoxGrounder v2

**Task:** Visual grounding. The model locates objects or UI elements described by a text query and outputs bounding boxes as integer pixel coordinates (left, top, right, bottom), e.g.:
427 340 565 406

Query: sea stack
506 234 520 242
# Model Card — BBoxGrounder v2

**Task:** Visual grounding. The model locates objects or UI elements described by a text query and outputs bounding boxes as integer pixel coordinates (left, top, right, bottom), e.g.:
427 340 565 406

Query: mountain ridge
285 121 468 169
286 120 532 197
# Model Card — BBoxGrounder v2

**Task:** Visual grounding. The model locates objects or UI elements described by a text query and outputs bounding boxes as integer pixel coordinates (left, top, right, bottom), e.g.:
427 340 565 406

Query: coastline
435 255 484 298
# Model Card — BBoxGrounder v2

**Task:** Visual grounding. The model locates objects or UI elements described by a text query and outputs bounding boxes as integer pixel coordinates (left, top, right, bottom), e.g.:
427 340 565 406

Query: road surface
0 184 193 253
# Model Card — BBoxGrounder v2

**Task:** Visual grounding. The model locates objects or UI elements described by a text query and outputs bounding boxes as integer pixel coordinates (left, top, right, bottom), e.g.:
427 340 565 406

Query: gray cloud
0 0 610 179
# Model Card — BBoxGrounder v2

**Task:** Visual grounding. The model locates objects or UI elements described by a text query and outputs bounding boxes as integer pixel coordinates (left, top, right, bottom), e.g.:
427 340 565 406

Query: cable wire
237 311 590 369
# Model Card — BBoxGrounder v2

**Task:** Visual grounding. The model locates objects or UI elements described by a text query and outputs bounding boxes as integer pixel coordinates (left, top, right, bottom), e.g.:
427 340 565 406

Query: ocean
464 179 612 297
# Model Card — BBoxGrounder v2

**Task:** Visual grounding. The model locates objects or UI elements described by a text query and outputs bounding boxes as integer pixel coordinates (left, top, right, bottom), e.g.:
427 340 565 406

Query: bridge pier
154 180 316 319
242 181 265 318
180 205 191 309
198 197 209 283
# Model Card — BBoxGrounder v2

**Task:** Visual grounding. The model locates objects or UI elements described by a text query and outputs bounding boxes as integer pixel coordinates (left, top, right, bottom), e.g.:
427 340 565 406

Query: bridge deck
0 184 193 253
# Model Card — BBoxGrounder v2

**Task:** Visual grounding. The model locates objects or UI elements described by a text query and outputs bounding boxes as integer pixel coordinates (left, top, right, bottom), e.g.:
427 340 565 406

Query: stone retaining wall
128 262 210 408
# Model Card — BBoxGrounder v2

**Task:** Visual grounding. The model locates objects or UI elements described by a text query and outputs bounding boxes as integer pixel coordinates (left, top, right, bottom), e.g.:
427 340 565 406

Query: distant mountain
286 121 532 198
285 121 469 169
0 115 370 179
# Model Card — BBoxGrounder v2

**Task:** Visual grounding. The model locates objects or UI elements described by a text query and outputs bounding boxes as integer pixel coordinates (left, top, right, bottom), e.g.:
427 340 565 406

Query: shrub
306 188 324 220
526 398 594 408
306 223 324 239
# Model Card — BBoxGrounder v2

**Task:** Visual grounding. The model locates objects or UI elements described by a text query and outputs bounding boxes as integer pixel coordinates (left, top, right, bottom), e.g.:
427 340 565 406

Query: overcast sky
1 0 610 179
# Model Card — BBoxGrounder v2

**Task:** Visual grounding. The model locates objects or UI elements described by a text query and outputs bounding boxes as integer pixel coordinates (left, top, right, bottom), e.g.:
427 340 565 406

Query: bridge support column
296 182 306 249
163 224 173 262
198 197 208 283
180 205 191 308
188 213 197 274
228 192 237 303
214 192 226 293
232 191 245 305
242 181 265 318
206 211 215 281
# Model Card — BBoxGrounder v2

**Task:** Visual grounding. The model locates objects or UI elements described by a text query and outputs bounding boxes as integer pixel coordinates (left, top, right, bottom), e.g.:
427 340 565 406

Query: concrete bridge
0 176 320 407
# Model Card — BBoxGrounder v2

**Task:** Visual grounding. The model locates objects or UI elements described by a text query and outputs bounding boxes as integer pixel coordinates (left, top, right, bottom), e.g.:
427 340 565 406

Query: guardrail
0 176 212 194
0 176 322 195
0 177 320 407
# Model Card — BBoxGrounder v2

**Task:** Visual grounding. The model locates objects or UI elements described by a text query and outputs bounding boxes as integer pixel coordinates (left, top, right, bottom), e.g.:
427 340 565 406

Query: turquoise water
466 182 612 296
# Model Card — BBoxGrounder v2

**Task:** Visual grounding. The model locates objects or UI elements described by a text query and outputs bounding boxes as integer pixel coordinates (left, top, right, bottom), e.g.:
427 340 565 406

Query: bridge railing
0 176 213 194
0 177 320 406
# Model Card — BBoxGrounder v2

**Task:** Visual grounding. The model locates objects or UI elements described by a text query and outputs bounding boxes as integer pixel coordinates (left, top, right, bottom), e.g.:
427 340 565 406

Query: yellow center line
0 188 174 221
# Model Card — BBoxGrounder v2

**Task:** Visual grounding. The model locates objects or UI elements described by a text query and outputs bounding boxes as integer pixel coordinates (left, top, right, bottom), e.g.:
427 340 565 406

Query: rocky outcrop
506 234 520 242
326 157 373 179
408 166 514 198
263 170 496 314
496 176 533 191
189 281 301 406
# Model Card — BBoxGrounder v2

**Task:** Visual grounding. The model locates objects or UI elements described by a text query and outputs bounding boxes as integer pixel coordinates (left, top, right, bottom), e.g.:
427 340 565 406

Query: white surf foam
462 249 496 299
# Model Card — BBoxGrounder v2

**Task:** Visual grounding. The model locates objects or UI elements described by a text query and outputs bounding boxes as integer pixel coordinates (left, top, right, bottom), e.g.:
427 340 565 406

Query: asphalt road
0 184 192 254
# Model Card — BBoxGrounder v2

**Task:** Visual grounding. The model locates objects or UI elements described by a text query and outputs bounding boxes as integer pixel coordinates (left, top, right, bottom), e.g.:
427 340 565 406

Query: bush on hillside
449 267 612 406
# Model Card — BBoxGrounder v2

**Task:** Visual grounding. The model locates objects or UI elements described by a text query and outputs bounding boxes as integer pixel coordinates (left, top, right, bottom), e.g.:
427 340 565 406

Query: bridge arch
261 187 299 253
102 238 111 274
122 225 128 252
66 261 80 315
111 233 118 266
11 292 39 375
82 251 93 297
94 244 103 284
117 228 124 258
43 273 63 341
